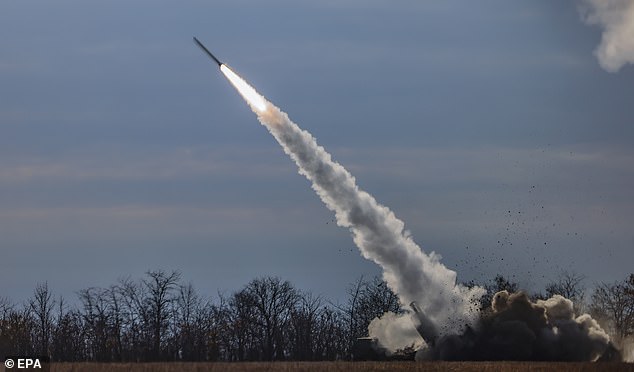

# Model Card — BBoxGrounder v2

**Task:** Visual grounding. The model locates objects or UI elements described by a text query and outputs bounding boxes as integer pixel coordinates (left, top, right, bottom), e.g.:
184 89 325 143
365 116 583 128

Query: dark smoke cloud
416 291 619 361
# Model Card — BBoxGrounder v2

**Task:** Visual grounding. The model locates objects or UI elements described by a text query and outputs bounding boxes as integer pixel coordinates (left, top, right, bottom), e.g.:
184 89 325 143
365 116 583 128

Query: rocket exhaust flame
220 65 268 112
192 37 266 112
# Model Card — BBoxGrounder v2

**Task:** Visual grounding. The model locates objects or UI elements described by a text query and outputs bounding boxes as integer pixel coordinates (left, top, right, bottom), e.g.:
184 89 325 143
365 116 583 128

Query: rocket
194 37 268 112
193 37 222 67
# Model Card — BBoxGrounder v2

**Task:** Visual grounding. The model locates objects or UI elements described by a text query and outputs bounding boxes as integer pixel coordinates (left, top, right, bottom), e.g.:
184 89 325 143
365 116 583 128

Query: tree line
0 270 632 362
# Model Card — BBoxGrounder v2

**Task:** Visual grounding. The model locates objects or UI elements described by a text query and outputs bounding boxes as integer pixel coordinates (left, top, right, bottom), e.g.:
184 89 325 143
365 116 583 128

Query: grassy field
49 361 634 372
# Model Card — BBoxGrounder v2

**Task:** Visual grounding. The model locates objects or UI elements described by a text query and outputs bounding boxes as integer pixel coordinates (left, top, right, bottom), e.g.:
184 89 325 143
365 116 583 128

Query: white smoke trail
581 0 634 72
221 65 485 343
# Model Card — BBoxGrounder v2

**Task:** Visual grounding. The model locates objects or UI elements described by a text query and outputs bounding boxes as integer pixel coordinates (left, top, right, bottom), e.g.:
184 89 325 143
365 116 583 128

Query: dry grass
49 361 633 372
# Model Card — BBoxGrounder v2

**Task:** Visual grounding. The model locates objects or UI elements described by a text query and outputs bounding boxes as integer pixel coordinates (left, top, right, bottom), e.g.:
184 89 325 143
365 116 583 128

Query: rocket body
193 37 222 67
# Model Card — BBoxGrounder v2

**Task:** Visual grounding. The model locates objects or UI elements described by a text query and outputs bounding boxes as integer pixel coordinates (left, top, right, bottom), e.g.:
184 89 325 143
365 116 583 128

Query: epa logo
4 357 49 370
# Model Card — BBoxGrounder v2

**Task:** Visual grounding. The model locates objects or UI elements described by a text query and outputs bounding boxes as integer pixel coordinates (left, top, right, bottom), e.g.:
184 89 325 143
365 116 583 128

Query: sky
1 1 633 305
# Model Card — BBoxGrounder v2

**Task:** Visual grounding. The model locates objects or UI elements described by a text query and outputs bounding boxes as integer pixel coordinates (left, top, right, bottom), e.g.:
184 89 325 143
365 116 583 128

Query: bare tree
545 271 586 313
118 276 150 360
0 297 16 355
338 275 401 359
0 296 13 320
312 304 346 360
340 275 365 359
4 271 431 361
173 282 204 360
480 275 519 310
187 293 226 361
104 285 124 361
289 292 347 361
0 307 35 356
143 270 181 360
289 292 322 360
28 282 55 356
225 289 258 360
356 276 401 321
200 292 231 361
590 277 634 341
51 297 84 361
228 277 300 361
78 287 112 361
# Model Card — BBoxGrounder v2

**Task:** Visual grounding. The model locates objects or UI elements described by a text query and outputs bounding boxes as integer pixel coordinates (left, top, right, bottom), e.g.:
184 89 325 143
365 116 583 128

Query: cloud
581 0 634 72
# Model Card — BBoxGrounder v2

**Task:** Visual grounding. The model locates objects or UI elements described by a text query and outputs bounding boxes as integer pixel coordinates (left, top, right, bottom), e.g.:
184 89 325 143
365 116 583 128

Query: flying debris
193 37 222 67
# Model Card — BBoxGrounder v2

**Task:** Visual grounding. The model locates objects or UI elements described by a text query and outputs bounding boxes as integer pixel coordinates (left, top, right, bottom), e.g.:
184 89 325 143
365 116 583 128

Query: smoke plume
416 291 616 361
581 0 634 72
219 66 619 361
221 65 484 341
368 311 425 353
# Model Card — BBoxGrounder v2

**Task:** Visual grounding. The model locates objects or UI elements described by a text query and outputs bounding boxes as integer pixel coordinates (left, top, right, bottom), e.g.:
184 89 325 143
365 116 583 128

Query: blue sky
1 1 633 304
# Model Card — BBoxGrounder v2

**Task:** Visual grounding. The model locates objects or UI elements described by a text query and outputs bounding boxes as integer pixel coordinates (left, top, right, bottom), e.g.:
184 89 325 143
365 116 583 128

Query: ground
49 361 634 372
